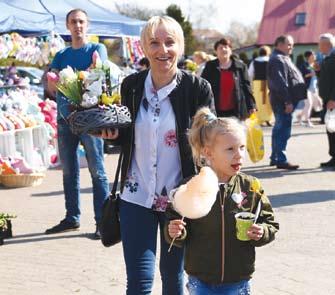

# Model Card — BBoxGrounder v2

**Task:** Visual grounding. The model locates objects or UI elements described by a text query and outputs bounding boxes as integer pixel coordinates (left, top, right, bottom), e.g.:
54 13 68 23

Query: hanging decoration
122 36 144 64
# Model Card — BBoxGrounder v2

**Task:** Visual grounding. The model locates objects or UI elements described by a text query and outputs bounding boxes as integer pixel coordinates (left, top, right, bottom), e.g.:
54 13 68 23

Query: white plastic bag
325 109 335 133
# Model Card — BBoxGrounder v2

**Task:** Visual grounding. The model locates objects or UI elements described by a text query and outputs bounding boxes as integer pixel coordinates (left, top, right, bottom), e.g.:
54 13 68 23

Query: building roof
257 0 335 45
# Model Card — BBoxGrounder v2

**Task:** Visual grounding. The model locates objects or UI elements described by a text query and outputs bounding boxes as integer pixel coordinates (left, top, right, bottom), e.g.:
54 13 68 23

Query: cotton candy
172 167 219 219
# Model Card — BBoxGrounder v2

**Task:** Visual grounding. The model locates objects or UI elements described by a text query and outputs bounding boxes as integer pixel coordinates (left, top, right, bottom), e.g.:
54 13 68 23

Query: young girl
165 107 279 294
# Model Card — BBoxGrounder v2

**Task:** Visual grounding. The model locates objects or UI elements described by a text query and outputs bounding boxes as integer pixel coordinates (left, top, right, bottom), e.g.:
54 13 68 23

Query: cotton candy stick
168 216 185 253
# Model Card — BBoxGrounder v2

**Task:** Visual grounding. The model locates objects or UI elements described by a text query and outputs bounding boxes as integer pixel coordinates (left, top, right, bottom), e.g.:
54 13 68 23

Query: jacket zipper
220 185 226 282
124 89 136 184
175 121 184 177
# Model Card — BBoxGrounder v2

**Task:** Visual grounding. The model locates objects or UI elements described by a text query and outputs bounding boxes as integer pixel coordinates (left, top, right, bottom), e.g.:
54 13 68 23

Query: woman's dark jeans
119 199 185 295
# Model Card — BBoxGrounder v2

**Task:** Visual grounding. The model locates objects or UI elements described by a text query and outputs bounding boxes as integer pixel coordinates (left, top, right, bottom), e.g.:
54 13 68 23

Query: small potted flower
0 213 16 246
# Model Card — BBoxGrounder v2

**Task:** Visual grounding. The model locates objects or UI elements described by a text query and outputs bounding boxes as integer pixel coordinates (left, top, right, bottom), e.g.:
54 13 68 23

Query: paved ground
1 122 335 295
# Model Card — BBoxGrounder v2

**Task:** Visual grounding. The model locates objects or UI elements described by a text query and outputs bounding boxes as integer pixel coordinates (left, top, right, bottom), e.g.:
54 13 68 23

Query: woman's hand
98 128 119 139
168 219 186 239
247 224 264 241
326 100 335 110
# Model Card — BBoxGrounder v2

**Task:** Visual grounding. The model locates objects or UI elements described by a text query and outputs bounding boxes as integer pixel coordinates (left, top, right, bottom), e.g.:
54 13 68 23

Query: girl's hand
168 219 186 239
249 108 257 115
247 224 264 241
98 128 119 139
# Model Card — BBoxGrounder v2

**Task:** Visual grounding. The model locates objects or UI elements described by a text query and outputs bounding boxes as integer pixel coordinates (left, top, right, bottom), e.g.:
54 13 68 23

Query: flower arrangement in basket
0 213 16 246
48 51 131 135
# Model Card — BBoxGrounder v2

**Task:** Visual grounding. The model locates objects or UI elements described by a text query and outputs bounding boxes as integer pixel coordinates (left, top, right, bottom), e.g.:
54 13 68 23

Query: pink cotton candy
47 72 59 82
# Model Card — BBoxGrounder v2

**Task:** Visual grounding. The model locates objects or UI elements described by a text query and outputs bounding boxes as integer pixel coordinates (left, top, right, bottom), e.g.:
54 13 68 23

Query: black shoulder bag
100 152 123 247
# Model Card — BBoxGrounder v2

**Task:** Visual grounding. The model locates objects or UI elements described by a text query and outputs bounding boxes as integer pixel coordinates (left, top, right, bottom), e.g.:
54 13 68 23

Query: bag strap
111 151 123 196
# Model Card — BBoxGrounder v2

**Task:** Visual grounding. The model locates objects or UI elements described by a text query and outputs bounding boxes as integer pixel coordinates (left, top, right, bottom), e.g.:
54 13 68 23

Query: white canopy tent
0 0 145 37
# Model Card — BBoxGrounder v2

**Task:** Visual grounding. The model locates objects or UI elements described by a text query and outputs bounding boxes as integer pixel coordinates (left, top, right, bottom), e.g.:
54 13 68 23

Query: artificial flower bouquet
48 51 131 135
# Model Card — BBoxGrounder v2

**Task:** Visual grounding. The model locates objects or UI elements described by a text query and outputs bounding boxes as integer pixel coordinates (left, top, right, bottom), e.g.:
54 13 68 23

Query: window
295 13 306 26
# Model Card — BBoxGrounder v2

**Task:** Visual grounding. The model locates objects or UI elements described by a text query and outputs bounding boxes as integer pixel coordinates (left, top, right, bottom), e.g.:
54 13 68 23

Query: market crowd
30 8 335 295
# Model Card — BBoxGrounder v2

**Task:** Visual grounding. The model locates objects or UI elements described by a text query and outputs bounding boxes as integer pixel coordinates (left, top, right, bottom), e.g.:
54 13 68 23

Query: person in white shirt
102 16 214 294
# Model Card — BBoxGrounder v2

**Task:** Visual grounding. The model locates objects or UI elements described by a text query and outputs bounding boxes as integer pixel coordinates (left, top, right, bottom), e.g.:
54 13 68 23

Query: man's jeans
187 276 251 295
57 120 109 223
270 111 293 164
119 199 185 295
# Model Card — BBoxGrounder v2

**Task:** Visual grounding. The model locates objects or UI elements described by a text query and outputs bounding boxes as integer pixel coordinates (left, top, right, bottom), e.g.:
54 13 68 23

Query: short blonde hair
140 16 185 57
193 51 209 63
259 45 271 56
188 108 245 166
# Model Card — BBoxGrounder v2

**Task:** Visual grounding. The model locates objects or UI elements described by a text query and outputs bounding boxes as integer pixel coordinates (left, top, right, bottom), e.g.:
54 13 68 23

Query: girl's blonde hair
140 16 185 57
188 108 246 166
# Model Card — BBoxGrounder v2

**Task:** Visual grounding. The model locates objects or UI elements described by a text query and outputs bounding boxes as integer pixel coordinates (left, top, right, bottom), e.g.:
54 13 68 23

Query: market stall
0 86 57 187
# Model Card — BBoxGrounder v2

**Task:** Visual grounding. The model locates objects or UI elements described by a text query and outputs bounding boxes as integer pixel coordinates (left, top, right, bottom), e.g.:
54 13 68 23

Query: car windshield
21 67 43 78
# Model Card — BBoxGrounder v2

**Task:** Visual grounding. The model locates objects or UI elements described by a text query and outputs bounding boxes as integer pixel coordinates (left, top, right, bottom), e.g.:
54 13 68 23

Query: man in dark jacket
318 33 335 168
267 35 306 170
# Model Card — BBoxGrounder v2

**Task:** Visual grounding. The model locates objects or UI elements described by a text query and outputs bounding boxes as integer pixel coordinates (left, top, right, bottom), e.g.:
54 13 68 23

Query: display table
0 125 49 167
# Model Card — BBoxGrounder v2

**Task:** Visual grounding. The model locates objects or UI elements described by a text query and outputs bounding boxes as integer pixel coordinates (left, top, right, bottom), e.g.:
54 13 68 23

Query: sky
93 0 266 33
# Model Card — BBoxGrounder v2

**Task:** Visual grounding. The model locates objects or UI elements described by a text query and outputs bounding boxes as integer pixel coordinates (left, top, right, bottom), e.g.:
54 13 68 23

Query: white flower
81 93 99 108
59 66 77 83
103 60 111 70
86 70 104 84
95 56 102 69
231 193 244 204
86 78 103 97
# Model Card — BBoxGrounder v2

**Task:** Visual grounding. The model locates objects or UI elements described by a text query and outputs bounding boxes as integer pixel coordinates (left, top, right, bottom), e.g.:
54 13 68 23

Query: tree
225 21 260 49
115 3 163 21
166 4 197 56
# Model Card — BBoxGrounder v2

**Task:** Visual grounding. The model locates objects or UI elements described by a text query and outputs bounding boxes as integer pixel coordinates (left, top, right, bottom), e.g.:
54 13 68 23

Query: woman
248 46 273 126
201 37 256 120
103 16 214 294
296 50 323 127
193 51 209 77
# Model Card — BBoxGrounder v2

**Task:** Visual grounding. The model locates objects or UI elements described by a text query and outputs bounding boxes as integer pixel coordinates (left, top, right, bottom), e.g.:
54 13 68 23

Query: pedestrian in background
296 50 323 127
267 35 306 170
318 33 335 168
193 50 209 77
137 57 150 71
201 37 256 120
248 45 273 126
45 9 109 238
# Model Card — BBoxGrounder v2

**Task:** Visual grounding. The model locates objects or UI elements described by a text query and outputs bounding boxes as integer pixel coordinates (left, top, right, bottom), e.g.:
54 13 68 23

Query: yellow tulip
250 178 261 193
111 93 121 104
101 93 113 105
78 71 86 80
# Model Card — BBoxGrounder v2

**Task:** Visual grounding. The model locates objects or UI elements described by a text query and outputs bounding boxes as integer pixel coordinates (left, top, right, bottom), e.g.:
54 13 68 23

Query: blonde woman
102 16 214 294
193 51 209 77
248 46 273 126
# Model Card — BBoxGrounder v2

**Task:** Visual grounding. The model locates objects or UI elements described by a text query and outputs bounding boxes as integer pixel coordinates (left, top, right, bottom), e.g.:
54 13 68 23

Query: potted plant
0 213 16 245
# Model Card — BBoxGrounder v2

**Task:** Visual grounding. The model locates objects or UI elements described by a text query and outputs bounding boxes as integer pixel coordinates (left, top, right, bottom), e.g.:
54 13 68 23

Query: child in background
165 107 279 294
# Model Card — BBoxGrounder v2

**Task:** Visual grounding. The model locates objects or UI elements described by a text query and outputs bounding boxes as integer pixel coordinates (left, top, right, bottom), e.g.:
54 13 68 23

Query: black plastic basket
67 104 131 135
